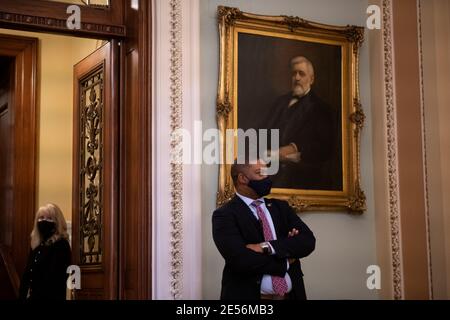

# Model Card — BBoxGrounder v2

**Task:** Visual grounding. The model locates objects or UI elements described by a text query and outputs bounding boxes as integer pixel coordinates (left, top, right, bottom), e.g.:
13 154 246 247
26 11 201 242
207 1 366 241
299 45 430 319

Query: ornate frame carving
216 6 366 213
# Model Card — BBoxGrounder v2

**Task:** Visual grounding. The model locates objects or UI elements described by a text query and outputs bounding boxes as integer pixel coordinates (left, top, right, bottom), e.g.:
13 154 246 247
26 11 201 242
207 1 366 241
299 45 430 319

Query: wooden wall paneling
0 0 153 300
0 34 38 297
119 0 152 300
0 0 126 38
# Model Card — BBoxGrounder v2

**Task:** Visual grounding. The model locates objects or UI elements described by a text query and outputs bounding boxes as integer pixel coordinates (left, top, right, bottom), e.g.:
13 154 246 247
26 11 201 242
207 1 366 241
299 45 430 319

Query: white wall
200 0 379 299
152 0 203 299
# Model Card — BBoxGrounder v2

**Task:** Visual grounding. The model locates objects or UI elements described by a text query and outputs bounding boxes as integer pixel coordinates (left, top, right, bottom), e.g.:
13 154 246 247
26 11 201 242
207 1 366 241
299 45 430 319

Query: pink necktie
251 200 288 296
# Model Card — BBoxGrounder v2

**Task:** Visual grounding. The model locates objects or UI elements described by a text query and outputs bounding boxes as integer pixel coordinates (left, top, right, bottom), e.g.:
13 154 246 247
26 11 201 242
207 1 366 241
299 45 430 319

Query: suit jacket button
256 280 261 285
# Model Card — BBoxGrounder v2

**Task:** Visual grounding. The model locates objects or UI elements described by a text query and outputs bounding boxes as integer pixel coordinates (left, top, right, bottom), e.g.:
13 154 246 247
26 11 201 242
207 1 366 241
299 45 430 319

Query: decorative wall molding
416 0 433 299
168 0 184 300
382 0 403 300
0 11 125 37
153 0 201 300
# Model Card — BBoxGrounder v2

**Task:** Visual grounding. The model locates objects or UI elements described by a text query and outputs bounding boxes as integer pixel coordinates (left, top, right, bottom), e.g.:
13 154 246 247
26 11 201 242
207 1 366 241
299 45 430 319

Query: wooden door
72 41 119 299
0 56 15 299
0 35 38 299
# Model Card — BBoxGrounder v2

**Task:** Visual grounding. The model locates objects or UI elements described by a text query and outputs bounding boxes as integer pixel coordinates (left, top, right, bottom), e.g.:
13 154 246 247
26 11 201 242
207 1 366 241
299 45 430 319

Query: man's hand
288 228 299 264
246 243 263 253
279 144 301 163
246 228 300 257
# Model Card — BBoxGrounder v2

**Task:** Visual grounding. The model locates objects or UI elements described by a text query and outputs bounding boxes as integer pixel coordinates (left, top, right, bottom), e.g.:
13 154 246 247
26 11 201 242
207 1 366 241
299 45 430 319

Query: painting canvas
216 6 366 213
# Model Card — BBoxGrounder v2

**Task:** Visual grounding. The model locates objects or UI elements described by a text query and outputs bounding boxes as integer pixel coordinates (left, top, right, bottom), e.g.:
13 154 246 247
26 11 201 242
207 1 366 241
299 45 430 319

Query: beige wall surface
392 0 430 299
200 0 378 300
0 28 99 221
421 0 450 300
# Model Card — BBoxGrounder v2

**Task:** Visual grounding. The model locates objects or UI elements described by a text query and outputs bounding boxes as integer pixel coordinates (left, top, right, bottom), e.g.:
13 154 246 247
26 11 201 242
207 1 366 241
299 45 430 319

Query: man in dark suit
212 160 316 300
263 56 338 190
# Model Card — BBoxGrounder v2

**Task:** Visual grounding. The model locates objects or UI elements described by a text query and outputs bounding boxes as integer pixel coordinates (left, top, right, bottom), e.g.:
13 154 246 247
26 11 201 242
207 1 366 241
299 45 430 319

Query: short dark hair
230 161 250 186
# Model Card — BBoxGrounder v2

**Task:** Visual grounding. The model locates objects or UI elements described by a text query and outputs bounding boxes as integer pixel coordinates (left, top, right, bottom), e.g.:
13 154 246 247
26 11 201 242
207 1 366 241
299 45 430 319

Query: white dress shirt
236 192 292 295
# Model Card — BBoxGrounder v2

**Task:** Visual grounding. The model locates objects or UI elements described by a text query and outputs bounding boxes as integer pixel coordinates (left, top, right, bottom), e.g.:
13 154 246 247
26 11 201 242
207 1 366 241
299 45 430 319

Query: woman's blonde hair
30 203 69 249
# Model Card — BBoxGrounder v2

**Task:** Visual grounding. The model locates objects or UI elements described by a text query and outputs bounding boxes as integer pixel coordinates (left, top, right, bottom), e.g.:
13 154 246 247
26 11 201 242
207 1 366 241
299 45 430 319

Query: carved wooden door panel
72 41 119 299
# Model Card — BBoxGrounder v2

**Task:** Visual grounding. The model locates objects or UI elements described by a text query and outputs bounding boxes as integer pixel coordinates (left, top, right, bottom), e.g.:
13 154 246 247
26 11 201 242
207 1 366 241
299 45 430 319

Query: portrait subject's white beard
292 85 310 97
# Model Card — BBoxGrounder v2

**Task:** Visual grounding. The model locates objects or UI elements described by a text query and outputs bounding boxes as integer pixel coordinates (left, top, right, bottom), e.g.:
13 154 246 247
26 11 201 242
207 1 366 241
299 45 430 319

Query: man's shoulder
306 91 335 117
265 197 292 210
307 91 329 106
214 201 233 213
213 195 240 215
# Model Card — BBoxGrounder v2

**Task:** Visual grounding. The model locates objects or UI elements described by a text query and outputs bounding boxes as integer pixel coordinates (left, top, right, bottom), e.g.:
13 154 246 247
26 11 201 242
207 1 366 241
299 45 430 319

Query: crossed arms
212 201 315 277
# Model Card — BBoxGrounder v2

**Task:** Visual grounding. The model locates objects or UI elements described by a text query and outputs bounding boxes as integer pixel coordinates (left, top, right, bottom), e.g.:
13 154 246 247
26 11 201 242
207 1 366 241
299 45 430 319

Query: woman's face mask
37 219 56 240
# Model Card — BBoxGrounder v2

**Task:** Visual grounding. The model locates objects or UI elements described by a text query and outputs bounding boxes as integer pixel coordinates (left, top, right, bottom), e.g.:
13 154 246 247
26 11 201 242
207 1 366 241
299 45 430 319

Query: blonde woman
19 203 71 300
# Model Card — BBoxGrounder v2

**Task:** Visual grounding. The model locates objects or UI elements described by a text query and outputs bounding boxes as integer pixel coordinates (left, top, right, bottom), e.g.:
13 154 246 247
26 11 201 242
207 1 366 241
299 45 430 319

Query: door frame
0 34 38 295
0 0 125 38
0 1 152 299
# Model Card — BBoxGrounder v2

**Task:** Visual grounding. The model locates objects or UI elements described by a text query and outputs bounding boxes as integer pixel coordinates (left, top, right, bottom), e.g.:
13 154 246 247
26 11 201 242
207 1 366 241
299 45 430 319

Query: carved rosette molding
217 6 243 26
216 99 232 119
350 99 366 136
216 182 235 207
0 11 125 37
382 0 403 300
281 16 310 32
345 26 365 54
416 0 433 298
169 0 183 300
287 197 313 212
346 184 366 213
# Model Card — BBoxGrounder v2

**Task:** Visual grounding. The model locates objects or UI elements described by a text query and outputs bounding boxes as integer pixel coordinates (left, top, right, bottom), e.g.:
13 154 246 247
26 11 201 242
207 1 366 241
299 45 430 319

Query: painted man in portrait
262 56 338 190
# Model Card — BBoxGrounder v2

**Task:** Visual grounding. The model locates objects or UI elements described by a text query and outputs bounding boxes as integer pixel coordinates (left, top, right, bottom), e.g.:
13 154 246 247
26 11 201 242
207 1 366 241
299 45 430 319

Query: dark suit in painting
264 91 338 190
212 195 315 300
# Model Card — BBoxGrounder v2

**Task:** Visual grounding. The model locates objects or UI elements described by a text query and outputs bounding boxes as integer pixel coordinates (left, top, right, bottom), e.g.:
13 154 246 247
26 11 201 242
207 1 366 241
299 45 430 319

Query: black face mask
247 176 273 198
37 220 56 240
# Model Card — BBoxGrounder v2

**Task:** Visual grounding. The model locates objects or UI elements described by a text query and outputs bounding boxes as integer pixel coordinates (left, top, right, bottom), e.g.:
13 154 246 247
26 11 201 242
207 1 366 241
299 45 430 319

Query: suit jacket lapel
231 196 263 239
264 198 283 239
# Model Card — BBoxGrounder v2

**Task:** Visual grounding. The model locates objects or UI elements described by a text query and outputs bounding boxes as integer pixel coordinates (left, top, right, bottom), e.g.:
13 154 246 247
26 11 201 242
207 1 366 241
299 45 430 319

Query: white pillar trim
152 0 202 300
181 0 202 300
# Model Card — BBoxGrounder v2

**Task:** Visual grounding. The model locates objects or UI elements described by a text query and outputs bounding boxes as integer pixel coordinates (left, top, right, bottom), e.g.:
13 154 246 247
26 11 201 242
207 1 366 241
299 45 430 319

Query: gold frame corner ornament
217 6 243 26
217 182 235 208
215 7 366 213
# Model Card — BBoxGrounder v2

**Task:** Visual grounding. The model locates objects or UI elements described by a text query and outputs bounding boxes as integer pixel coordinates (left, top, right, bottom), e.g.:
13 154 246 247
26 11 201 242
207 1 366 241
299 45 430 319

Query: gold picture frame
216 6 366 213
